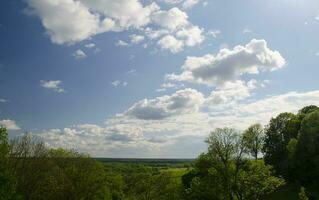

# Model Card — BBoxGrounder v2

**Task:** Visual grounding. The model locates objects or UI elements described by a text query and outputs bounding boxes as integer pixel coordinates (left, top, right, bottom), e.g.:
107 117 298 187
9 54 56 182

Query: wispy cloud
85 43 96 48
242 28 252 34
115 40 129 47
207 30 221 38
40 80 65 93
111 80 128 87
73 49 87 59
0 98 8 103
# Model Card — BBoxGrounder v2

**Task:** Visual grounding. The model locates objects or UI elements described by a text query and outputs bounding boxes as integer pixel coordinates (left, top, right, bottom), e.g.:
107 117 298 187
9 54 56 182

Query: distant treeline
95 158 194 168
1 105 319 200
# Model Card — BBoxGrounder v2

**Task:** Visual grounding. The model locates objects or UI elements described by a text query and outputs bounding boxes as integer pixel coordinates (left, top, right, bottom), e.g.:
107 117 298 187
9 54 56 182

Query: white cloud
129 34 145 44
205 80 256 107
160 0 182 4
85 43 96 48
26 0 159 44
242 28 253 34
176 25 204 47
260 79 271 88
115 40 129 47
315 12 319 21
166 39 285 86
182 0 200 9
127 69 137 75
73 49 87 59
80 0 159 29
0 99 7 103
158 35 184 53
29 89 319 157
26 0 205 53
124 88 204 120
207 30 221 38
156 82 185 92
151 7 188 30
144 27 169 40
40 80 65 93
111 80 128 87
159 0 201 9
0 119 20 130
26 0 105 44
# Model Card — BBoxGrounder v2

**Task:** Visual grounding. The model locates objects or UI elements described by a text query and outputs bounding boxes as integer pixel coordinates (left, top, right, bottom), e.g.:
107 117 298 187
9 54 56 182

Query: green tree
243 124 264 160
9 135 115 200
183 128 283 200
263 112 298 175
0 127 19 200
293 110 319 197
235 160 284 200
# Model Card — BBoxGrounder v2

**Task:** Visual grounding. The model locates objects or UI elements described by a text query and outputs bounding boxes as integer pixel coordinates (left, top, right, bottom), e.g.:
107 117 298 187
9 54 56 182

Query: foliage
183 128 284 200
298 187 308 200
9 134 115 200
243 124 264 160
0 127 19 200
293 110 319 196
263 112 299 175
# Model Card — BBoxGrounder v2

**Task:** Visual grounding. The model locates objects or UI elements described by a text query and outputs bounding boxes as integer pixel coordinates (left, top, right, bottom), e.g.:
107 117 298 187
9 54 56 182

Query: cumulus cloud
26 0 107 44
73 49 87 59
152 7 188 30
156 25 204 53
29 89 319 157
26 0 205 53
80 0 159 29
124 88 204 120
205 80 256 107
0 119 20 130
176 26 204 46
156 82 185 92
0 98 8 103
166 39 285 86
157 35 184 53
40 80 65 93
26 0 158 44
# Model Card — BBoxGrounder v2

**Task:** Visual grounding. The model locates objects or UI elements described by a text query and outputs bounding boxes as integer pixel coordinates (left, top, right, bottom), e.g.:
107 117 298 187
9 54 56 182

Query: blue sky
1 0 319 158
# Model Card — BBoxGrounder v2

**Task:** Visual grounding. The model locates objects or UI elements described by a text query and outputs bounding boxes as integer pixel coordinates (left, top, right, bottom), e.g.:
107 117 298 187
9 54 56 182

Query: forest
1 105 319 200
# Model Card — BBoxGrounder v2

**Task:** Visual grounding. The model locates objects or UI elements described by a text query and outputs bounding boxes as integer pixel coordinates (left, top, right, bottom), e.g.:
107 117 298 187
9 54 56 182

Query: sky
1 0 319 158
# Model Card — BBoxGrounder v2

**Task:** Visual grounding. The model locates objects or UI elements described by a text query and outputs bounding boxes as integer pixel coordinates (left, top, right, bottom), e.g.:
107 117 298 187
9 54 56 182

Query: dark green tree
293 110 319 197
0 127 19 200
263 112 298 175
